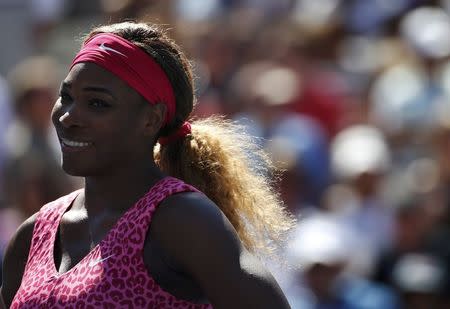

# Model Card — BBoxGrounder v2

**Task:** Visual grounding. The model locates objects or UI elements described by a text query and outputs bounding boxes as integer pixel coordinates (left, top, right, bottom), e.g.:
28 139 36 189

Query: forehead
64 62 142 101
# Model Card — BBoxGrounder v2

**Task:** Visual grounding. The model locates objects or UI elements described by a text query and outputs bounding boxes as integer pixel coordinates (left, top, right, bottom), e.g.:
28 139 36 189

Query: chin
62 161 112 178
61 162 94 177
62 166 87 177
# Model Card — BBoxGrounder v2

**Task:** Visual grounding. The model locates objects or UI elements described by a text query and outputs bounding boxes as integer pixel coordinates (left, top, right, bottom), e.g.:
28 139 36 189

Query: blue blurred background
0 1 449 308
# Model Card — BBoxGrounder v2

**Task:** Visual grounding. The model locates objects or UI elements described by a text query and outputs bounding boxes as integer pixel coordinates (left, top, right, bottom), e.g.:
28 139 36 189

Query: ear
142 103 167 137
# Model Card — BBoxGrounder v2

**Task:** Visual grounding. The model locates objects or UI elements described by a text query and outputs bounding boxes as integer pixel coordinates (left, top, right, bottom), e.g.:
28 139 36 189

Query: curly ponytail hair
85 22 295 256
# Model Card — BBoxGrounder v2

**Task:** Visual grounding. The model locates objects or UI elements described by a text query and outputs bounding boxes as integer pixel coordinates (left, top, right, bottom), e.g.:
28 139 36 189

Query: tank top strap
23 190 82 279
137 176 200 215
103 177 199 253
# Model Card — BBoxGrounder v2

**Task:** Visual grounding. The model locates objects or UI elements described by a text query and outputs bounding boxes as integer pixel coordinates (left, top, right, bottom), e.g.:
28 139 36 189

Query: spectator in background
0 57 77 284
0 75 18 285
391 253 448 309
230 62 331 212
2 56 79 220
372 187 436 277
326 125 395 276
0 0 68 75
284 214 399 309
265 115 330 214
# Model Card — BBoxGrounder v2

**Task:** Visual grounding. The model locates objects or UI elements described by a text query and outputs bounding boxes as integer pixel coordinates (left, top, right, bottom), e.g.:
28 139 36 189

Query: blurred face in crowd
304 263 344 301
18 88 55 133
51 62 153 177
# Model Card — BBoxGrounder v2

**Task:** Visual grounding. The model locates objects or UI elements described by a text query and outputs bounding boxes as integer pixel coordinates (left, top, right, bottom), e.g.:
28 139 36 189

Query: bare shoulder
154 191 230 232
148 192 290 308
2 212 37 272
1 213 38 307
156 191 223 220
150 191 240 258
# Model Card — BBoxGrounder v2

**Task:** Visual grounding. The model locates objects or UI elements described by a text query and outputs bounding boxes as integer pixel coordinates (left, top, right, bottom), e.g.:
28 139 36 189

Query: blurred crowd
1 0 450 308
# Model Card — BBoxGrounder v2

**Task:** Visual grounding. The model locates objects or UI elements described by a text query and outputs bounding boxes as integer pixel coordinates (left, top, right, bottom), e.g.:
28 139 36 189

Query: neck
82 160 166 216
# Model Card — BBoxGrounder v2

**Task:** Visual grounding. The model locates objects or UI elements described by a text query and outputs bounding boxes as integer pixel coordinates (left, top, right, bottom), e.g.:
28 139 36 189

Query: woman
1 22 293 308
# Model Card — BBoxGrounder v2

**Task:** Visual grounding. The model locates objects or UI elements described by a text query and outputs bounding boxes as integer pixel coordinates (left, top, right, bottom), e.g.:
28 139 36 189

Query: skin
1 63 290 308
0 291 5 309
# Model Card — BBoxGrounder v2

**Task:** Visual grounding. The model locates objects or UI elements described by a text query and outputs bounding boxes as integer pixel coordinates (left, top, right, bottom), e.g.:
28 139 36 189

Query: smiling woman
0 22 294 309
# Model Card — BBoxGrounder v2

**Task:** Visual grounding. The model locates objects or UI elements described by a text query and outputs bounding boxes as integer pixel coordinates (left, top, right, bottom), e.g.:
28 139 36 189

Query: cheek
110 126 149 155
113 112 143 138
94 118 138 148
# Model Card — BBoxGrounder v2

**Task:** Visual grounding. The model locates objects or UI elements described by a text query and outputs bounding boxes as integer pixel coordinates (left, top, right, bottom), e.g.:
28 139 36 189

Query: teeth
61 138 91 147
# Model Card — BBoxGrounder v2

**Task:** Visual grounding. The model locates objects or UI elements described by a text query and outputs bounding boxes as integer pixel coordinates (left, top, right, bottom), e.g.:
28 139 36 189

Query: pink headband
70 33 176 126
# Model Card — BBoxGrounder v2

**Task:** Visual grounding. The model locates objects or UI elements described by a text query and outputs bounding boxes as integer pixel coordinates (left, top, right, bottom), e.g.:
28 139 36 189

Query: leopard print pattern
11 177 213 308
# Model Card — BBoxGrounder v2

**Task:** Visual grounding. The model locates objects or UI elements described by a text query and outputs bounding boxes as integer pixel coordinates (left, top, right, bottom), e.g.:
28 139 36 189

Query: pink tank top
11 177 213 308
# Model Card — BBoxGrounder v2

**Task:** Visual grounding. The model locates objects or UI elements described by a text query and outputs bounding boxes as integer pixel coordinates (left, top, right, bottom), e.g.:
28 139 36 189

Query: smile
61 137 92 147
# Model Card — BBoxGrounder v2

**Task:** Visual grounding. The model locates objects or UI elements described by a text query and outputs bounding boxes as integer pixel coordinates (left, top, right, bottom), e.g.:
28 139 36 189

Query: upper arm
150 193 290 309
0 292 5 309
1 213 37 308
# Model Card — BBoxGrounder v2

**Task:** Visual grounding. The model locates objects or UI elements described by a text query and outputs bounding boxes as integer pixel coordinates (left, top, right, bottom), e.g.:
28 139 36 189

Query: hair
85 22 295 256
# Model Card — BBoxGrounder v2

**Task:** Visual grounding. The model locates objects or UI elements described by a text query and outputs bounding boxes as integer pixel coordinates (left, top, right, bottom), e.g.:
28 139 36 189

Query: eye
89 99 111 108
59 91 72 103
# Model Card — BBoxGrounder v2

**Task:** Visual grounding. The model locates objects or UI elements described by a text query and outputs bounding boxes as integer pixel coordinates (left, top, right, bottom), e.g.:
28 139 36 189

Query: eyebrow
60 82 117 100
60 81 71 91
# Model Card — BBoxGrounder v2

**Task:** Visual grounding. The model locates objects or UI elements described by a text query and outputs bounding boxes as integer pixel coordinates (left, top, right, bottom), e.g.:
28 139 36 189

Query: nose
56 104 84 128
59 112 72 127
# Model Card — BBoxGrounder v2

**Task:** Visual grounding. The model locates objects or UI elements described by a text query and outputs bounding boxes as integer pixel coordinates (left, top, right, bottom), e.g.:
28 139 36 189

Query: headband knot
158 122 192 145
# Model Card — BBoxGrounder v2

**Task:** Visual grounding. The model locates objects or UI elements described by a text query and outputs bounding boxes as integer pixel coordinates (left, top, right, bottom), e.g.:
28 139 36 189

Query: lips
61 137 93 147
59 137 93 152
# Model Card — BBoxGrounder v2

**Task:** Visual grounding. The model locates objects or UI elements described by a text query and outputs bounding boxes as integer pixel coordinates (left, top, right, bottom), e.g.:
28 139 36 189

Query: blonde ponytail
155 116 295 256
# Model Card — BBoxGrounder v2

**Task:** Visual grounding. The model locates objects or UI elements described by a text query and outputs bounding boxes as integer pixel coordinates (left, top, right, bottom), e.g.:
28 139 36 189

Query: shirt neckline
49 176 172 277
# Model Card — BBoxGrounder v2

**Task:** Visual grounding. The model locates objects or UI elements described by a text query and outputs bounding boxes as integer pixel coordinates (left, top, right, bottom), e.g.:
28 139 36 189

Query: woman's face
52 62 154 177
